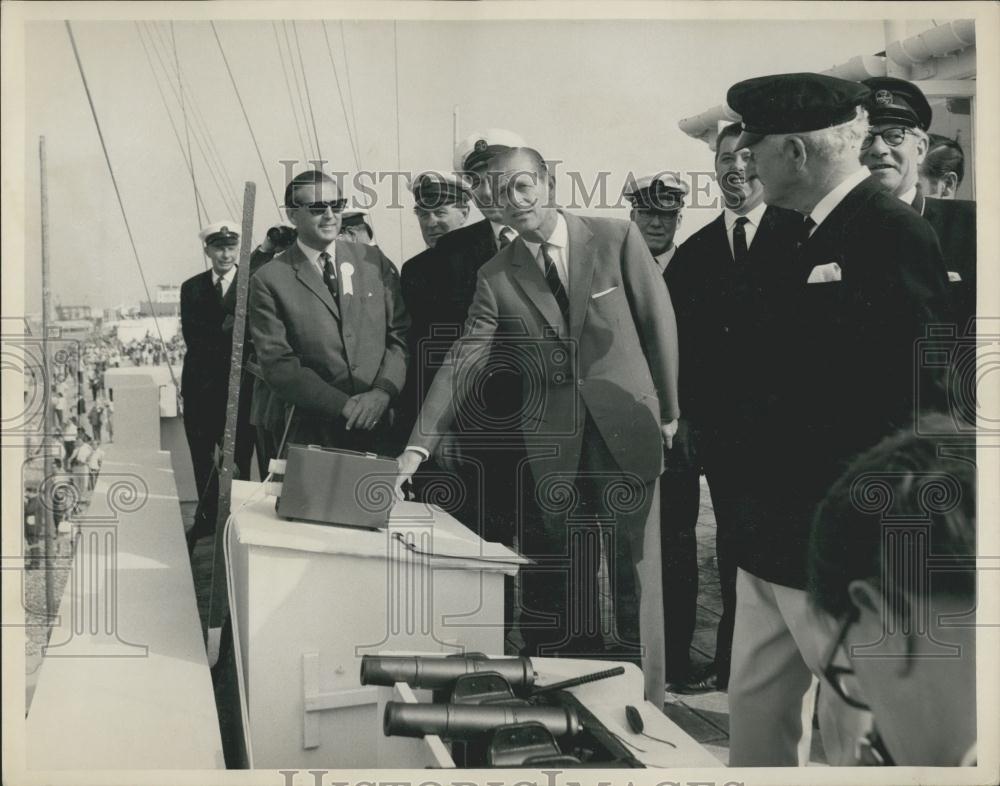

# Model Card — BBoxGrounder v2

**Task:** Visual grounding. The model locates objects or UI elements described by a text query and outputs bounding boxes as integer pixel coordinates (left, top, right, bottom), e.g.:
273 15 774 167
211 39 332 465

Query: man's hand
394 449 424 501
661 418 679 450
343 389 390 430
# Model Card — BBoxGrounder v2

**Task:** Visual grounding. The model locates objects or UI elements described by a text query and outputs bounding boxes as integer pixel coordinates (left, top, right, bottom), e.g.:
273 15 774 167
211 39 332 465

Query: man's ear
786 136 808 171
942 172 959 198
847 578 881 615
285 207 299 229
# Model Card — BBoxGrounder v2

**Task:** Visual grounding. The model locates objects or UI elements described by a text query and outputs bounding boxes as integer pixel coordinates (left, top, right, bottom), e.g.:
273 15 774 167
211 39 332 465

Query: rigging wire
320 20 361 172
170 22 204 229
134 23 211 228
291 21 324 165
339 21 364 165
272 21 311 165
64 21 180 392
282 21 317 163
209 20 282 214
393 21 404 259
143 22 242 218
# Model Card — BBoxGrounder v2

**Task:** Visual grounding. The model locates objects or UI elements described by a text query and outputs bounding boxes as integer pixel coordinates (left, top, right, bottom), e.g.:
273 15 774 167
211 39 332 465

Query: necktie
320 252 340 307
798 216 817 249
498 226 515 249
732 216 749 263
214 276 224 302
540 243 569 320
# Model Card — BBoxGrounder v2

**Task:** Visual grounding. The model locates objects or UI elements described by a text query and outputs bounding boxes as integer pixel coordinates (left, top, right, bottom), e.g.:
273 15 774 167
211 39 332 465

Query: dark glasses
861 127 914 150
298 199 347 215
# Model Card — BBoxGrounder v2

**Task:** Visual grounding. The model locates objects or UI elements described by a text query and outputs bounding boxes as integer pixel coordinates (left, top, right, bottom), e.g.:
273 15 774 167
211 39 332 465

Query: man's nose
867 136 891 156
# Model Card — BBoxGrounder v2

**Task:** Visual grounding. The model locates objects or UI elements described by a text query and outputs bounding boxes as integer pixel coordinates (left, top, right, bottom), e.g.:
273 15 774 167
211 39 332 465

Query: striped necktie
540 243 569 320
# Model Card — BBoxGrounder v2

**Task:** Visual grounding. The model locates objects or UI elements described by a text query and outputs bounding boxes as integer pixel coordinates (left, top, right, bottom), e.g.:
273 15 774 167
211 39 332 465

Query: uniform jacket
739 175 950 588
912 191 976 333
667 205 803 467
248 240 409 432
409 211 680 487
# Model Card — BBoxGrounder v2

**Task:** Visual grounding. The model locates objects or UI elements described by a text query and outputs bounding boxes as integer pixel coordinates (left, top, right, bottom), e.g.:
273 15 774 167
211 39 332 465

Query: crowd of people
176 72 977 767
118 332 185 367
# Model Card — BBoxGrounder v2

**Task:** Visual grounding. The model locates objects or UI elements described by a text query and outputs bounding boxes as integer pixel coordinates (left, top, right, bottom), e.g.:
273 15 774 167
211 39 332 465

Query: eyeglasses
861 127 914 150
297 199 347 216
820 612 871 711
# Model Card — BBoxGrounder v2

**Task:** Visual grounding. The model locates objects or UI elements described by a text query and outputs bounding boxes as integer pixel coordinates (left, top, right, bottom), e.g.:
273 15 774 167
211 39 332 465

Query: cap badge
220 226 230 233
474 139 488 152
875 89 893 106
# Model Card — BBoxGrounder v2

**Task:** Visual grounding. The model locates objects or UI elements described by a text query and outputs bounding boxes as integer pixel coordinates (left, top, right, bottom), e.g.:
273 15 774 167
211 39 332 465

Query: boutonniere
340 262 355 295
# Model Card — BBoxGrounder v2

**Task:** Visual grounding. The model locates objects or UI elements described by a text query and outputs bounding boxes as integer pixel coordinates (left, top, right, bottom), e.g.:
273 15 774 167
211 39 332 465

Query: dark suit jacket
409 212 680 490
667 206 803 469
248 240 409 445
739 175 950 588
912 192 976 333
398 219 507 432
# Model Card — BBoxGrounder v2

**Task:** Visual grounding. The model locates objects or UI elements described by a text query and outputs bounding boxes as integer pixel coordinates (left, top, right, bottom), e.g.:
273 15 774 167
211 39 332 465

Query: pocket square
807 262 842 284
592 286 618 299
948 271 962 282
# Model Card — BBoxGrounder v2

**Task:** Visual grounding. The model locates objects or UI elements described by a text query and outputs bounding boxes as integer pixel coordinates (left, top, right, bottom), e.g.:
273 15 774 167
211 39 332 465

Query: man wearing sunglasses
808 418 977 766
248 169 409 454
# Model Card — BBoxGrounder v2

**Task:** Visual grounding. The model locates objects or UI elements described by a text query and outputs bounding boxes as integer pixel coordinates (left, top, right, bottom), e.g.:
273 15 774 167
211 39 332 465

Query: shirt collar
296 238 336 270
490 220 517 242
521 212 568 259
213 265 237 284
898 186 918 206
724 200 767 231
809 167 870 229
655 245 676 268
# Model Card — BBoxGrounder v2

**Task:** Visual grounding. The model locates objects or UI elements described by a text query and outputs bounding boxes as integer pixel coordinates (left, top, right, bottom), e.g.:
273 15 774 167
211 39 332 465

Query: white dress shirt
899 186 918 210
296 238 336 277
213 266 237 297
654 245 677 274
521 212 570 291
808 166 871 233
723 201 767 258
490 221 518 250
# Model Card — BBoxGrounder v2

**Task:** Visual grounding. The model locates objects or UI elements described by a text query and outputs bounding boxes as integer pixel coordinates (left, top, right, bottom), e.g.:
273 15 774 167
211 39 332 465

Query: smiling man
248 169 409 454
395 146 679 702
860 76 931 205
411 171 470 249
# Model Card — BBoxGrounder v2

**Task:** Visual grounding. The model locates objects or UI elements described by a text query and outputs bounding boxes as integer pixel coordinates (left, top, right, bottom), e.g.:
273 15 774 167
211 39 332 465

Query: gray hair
773 106 870 164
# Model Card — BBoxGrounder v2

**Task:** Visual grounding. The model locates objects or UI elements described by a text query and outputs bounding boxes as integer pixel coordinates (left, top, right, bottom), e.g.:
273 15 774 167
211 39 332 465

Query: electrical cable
390 532 526 567
64 21 180 395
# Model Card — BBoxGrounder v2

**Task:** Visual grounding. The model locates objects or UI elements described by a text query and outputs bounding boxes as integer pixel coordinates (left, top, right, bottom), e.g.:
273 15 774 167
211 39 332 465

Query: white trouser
728 568 870 766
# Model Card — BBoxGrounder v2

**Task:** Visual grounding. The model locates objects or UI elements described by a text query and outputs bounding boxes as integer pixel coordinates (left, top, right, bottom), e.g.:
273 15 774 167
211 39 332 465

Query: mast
39 135 58 618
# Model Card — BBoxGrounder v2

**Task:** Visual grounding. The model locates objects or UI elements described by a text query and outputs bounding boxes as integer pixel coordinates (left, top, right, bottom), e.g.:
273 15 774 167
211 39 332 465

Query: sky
18 12 933 311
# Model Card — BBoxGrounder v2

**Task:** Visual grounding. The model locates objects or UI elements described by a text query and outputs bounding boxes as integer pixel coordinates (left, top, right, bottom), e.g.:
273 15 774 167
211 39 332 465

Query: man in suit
398 130 526 544
920 133 966 199
725 73 950 765
657 131 804 695
395 147 679 701
249 169 409 454
861 77 976 332
180 221 257 501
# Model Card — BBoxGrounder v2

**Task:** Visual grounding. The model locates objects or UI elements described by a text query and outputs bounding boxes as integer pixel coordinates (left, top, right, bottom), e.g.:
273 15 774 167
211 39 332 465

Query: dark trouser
702 466 741 688
518 422 650 663
184 415 220 501
659 468 701 679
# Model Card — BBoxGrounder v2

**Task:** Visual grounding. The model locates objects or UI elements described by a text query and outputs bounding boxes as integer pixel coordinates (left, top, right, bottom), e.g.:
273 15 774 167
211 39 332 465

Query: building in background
55 304 93 321
139 285 181 318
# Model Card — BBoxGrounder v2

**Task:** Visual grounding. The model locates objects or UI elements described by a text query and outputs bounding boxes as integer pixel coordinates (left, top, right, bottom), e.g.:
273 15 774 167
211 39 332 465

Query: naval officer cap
727 73 872 149
623 173 689 212
411 171 469 209
861 76 932 131
199 220 240 246
340 208 370 229
453 128 527 173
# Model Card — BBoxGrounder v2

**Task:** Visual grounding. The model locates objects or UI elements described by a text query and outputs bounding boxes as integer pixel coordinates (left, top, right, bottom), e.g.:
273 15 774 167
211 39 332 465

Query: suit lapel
509 238 567 337
291 243 341 321
565 212 596 342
